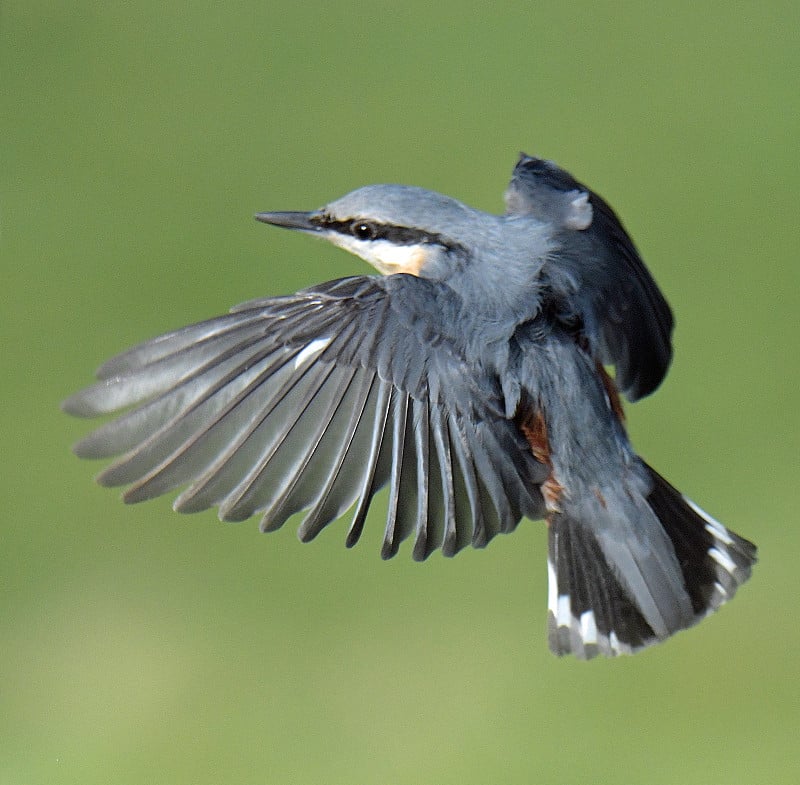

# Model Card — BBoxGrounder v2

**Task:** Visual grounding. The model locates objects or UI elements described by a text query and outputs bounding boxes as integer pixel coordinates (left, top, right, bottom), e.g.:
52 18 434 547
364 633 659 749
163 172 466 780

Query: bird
63 154 756 659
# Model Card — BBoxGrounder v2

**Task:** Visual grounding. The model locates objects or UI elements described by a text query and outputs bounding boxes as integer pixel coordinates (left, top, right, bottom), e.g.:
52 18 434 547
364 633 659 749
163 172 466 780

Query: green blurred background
3 2 799 783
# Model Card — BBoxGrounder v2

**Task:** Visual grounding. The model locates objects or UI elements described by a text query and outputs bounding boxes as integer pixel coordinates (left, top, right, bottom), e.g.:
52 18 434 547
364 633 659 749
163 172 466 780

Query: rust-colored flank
596 364 625 422
517 405 563 514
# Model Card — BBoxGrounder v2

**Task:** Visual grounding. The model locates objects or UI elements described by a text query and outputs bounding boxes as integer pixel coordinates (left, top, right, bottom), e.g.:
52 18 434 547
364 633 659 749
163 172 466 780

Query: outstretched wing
506 155 674 401
64 275 546 560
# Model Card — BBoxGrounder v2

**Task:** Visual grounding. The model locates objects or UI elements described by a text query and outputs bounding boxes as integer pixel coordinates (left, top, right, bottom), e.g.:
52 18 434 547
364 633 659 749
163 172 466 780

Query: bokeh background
3 3 799 783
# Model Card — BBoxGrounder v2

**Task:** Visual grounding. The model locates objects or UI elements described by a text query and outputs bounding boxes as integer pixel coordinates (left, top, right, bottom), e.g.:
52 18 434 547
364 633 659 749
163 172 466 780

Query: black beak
254 211 321 232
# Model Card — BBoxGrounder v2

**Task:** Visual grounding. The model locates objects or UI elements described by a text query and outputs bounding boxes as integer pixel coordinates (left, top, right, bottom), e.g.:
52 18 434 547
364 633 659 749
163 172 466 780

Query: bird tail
546 463 756 658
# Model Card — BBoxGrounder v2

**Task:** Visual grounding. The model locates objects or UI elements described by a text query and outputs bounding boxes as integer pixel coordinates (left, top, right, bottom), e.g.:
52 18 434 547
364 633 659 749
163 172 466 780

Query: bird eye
351 221 377 240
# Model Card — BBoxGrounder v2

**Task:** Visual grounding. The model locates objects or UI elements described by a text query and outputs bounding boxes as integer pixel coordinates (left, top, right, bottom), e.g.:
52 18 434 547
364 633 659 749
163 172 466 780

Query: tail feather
547 465 757 659
646 465 757 614
548 515 658 657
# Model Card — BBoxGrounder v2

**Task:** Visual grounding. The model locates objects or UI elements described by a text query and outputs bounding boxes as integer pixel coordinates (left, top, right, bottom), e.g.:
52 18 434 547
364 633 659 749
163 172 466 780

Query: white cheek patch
329 235 429 276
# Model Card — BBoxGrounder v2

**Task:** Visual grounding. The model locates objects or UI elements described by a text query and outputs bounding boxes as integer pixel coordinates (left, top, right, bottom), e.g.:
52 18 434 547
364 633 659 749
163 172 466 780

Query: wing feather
411 397 432 561
430 405 459 557
505 155 673 400
121 352 338 505
217 365 359 521
65 275 547 558
292 370 379 540
346 381 394 547
382 391 415 559
445 413 486 548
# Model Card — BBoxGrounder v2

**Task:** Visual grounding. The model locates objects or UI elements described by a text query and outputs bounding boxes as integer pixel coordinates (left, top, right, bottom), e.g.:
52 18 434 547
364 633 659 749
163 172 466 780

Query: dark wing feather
64 275 546 560
506 155 674 401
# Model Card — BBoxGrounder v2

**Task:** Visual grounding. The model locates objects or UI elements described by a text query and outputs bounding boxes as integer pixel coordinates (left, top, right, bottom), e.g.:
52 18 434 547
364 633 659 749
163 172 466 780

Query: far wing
506 155 674 401
64 275 546 560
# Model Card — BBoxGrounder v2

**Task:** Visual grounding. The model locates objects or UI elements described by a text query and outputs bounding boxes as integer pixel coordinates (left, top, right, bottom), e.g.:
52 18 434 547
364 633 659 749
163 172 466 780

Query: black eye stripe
352 222 377 240
315 216 448 247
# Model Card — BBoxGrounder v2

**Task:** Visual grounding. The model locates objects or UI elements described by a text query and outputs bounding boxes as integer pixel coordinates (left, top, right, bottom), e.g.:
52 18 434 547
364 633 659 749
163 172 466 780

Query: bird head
256 184 482 278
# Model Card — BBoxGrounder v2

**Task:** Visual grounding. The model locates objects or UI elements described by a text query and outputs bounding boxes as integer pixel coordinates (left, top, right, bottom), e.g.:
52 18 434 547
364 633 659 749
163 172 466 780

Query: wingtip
61 391 97 418
71 436 99 460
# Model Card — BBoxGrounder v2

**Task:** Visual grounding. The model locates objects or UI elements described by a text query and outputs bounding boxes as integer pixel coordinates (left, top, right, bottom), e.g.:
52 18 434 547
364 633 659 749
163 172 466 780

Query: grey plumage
63 154 756 658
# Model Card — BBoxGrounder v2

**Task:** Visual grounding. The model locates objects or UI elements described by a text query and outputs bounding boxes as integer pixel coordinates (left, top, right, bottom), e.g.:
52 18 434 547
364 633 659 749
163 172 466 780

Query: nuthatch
63 154 756 658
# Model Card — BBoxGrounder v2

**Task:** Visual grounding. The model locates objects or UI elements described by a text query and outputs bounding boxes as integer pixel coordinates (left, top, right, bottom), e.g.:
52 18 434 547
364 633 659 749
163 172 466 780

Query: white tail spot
580 610 598 646
684 496 735 546
547 560 559 617
557 594 572 628
709 546 737 575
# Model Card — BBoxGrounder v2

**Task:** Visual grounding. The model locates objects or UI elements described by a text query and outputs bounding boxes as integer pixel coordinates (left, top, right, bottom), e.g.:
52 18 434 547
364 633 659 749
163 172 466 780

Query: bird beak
254 211 321 233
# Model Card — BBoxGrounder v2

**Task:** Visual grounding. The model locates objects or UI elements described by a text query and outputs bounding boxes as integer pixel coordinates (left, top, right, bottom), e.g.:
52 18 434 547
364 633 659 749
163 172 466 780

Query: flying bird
63 154 756 658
